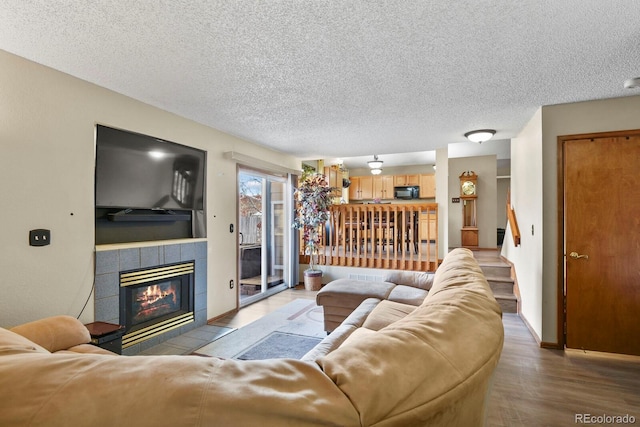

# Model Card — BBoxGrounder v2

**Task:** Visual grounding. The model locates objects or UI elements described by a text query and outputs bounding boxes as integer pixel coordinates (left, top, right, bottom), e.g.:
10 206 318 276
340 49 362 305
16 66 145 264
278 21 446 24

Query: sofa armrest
10 315 91 353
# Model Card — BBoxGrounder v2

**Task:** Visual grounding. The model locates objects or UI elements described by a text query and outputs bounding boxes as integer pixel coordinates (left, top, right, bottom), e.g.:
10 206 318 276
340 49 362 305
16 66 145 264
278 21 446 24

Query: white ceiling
1 1 639 167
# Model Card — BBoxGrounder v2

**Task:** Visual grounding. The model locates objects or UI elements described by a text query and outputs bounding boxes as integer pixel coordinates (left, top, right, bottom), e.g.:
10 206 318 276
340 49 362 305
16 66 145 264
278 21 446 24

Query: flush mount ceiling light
464 129 496 144
368 155 383 169
371 168 382 175
624 77 640 89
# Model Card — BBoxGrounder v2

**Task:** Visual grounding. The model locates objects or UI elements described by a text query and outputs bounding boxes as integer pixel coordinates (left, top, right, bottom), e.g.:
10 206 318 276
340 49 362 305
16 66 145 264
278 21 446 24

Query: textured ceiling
1 1 639 165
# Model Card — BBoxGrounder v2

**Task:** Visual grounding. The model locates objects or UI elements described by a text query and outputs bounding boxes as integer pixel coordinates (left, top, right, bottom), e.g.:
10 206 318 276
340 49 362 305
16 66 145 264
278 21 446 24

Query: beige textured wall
0 50 300 327
501 108 544 341
447 155 498 249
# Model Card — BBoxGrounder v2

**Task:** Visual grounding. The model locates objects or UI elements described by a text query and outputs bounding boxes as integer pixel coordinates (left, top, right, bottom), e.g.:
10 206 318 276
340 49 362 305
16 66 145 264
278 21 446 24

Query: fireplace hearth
120 261 195 349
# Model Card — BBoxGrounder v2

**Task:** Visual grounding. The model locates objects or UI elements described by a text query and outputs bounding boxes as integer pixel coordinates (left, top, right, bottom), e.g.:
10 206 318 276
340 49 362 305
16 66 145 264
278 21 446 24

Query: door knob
569 251 589 260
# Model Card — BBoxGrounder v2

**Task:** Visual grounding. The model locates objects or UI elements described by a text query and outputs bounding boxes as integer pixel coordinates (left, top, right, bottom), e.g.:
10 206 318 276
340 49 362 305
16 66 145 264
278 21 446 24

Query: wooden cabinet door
419 213 437 241
394 174 419 186
348 176 361 200
419 174 435 198
394 175 407 186
406 174 419 186
359 176 373 199
324 166 341 197
372 176 383 199
381 175 394 199
372 175 394 199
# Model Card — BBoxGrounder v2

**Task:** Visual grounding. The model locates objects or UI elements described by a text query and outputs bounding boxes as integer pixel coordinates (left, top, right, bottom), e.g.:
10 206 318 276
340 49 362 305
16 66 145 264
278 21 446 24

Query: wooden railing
300 203 439 272
506 189 521 246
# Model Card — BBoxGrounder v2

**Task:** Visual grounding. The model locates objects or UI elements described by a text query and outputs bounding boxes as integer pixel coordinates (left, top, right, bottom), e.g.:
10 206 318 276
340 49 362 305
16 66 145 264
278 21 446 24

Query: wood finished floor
211 287 640 426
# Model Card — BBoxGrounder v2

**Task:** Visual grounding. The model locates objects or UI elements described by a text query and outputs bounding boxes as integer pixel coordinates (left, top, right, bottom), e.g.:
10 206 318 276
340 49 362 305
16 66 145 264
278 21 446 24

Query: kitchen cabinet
419 212 437 242
373 175 394 199
349 176 373 200
419 174 435 198
394 174 419 186
323 166 342 198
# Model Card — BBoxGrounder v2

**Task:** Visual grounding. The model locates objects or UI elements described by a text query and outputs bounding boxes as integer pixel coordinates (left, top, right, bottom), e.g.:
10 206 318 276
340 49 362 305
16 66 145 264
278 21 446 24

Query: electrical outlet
229 279 234 289
29 229 51 246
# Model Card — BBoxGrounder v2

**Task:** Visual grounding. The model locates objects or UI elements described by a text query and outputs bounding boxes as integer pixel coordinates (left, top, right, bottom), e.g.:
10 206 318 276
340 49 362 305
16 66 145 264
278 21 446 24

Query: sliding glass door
238 168 290 306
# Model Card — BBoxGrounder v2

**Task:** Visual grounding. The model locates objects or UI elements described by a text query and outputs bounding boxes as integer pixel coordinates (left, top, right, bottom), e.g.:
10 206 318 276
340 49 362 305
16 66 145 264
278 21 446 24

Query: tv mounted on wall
95 125 206 241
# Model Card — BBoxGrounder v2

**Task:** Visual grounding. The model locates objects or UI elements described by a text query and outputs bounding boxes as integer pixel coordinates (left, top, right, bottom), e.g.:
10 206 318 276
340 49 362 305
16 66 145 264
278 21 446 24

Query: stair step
468 249 517 314
487 278 515 294
479 264 512 279
494 293 518 313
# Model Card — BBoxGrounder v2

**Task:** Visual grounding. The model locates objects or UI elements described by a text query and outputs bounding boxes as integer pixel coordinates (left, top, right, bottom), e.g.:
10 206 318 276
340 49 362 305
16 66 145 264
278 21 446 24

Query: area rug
237 332 323 360
194 298 325 359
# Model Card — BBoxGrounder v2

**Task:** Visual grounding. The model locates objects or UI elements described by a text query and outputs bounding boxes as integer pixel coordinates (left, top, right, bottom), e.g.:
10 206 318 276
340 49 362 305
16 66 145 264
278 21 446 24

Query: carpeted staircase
472 250 518 313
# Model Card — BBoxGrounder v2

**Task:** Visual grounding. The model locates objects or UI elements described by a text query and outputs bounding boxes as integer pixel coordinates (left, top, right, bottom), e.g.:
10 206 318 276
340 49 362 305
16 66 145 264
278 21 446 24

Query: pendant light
368 155 383 169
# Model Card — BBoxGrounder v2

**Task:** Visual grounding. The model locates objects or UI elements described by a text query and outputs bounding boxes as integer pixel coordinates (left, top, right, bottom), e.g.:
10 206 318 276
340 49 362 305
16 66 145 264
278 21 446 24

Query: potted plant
293 173 334 291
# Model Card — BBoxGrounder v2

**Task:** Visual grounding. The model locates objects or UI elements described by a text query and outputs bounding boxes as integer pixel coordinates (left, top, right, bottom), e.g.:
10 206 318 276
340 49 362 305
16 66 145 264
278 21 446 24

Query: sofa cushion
361 300 417 331
0 327 49 355
387 284 429 306
10 315 91 353
301 298 380 362
336 326 377 348
383 270 434 290
316 279 396 309
62 344 119 356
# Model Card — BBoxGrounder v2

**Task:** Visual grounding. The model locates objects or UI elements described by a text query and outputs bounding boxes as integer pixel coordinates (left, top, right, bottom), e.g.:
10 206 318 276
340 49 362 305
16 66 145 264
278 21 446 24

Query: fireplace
119 261 195 349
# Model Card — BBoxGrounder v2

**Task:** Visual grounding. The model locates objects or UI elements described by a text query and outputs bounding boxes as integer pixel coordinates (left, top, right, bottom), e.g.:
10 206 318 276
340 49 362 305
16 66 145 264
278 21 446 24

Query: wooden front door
562 131 640 356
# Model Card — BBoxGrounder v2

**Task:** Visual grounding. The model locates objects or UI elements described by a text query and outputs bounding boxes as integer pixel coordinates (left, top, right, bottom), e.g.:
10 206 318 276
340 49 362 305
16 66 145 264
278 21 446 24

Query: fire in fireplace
119 261 195 348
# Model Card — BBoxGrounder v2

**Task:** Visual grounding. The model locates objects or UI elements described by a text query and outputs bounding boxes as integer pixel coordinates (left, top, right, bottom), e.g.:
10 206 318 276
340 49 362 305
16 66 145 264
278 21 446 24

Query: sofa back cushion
0 327 49 355
427 248 495 303
383 270 434 290
361 300 416 331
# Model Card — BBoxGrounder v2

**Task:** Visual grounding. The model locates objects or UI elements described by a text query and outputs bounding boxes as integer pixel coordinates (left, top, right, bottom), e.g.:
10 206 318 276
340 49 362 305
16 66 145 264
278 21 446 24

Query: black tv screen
95 125 205 212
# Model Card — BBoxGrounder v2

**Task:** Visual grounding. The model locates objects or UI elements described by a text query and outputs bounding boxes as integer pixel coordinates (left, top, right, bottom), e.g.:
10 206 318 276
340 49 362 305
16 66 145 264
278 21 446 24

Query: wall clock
461 180 476 196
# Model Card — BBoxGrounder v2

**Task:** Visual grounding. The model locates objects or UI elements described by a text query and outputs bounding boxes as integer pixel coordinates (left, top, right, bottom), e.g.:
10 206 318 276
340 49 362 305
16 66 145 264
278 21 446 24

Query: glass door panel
238 170 289 306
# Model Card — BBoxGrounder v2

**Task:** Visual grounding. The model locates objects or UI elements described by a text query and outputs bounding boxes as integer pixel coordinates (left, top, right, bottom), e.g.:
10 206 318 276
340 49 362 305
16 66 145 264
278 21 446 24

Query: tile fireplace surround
95 240 207 355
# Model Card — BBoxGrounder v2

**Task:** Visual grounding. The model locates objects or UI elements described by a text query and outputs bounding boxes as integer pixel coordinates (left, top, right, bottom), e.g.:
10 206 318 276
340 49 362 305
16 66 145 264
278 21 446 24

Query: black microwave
394 186 419 199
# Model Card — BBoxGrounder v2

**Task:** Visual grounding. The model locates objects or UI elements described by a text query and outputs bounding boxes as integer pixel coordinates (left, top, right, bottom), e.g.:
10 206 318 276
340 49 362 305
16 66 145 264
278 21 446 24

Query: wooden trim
499 255 521 312
207 308 238 324
540 341 563 350
556 134 566 349
518 312 542 346
506 188 521 246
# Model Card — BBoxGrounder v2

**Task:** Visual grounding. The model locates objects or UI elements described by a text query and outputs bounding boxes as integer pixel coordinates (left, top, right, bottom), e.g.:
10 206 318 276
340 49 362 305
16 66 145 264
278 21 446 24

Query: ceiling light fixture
367 155 383 169
371 168 382 175
464 129 496 144
624 77 640 89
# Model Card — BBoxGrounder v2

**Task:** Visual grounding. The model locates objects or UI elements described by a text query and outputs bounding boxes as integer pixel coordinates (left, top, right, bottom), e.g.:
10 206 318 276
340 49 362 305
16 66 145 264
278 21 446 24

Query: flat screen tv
95 125 206 221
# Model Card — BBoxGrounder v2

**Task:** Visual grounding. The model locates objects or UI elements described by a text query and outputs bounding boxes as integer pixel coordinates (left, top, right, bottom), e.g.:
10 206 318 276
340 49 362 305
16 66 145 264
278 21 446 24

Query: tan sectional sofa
315 269 435 332
0 248 503 426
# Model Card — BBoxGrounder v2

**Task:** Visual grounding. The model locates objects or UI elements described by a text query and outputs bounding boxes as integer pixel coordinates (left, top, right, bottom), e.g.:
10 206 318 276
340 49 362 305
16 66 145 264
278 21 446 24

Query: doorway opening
238 169 290 306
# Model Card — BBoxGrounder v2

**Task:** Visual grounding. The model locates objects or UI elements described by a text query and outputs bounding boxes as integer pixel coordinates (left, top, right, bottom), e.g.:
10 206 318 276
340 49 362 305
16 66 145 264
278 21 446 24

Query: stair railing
506 189 521 246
